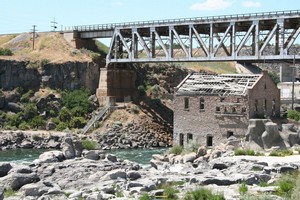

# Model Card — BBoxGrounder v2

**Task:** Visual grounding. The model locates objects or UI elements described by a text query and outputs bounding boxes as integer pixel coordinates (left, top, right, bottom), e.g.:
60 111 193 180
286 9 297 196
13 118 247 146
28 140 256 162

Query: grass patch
0 48 13 56
184 188 224 200
81 139 97 150
269 149 293 157
239 181 248 195
139 193 154 200
162 186 179 199
234 148 262 156
4 188 17 198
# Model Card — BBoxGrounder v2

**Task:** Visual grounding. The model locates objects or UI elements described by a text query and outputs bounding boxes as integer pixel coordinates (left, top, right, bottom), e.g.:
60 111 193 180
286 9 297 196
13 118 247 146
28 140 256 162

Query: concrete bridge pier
96 65 137 106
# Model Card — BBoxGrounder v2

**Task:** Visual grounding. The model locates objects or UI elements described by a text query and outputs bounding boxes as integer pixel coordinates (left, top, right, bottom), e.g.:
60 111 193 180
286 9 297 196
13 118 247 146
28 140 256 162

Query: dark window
237 98 241 103
232 107 237 113
184 98 189 109
187 133 193 142
220 97 225 102
207 135 213 147
242 107 246 113
227 131 234 138
264 99 267 110
255 99 258 112
224 107 228 113
216 106 221 112
179 133 184 146
200 98 205 110
264 83 267 90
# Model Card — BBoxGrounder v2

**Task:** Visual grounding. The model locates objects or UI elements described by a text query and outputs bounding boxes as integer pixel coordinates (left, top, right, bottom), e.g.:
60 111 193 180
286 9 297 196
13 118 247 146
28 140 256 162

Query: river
0 148 168 165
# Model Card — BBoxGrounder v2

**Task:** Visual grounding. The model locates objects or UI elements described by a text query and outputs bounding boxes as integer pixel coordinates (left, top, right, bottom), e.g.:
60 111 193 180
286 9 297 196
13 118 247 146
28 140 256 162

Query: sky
1 0 300 34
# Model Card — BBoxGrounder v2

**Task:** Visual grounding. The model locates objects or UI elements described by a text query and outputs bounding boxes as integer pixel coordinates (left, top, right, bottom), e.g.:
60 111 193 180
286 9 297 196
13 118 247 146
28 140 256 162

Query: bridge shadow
135 96 173 134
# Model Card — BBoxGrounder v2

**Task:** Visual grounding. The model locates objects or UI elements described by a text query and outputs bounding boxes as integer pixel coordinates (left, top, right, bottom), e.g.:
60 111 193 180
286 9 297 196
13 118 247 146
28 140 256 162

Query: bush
58 107 72 122
169 145 184 155
29 115 45 129
23 103 38 120
0 48 13 56
137 85 146 96
131 105 140 114
62 89 92 117
4 188 17 197
184 188 224 200
81 139 97 150
56 122 68 131
69 117 87 129
185 141 200 153
163 186 178 199
275 172 298 198
20 90 34 103
287 110 300 121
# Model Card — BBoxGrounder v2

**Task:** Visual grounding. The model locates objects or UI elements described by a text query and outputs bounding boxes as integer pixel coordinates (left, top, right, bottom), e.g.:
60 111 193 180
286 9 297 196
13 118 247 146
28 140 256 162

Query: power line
31 25 37 50
51 17 58 32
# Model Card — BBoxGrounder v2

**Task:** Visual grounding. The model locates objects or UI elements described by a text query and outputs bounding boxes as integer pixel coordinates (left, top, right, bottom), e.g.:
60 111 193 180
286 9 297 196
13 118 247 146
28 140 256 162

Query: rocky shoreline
0 137 299 200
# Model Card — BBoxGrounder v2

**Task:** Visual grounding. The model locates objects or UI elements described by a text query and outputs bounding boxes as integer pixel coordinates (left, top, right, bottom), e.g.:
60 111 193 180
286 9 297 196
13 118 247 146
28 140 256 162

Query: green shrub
18 121 30 130
163 186 178 199
56 122 68 131
275 172 298 198
131 105 140 114
41 59 50 66
239 181 248 195
287 110 300 121
0 48 13 56
23 103 38 120
58 107 72 122
139 193 154 200
29 115 45 129
62 88 92 117
81 139 97 150
185 141 200 153
137 85 146 96
184 188 224 200
169 145 184 155
69 117 86 129
90 52 101 62
20 90 34 103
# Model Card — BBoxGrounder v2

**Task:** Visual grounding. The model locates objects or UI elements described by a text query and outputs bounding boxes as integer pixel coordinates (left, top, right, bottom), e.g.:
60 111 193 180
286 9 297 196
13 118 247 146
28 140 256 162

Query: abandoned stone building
173 71 280 147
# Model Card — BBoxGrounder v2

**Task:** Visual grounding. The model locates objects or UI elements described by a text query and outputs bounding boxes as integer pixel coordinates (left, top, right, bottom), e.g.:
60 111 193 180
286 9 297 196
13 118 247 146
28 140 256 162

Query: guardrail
71 9 300 32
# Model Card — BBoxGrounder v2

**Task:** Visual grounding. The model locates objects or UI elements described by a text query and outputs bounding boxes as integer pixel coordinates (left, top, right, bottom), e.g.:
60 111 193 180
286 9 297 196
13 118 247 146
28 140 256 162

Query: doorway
206 135 213 147
179 133 184 146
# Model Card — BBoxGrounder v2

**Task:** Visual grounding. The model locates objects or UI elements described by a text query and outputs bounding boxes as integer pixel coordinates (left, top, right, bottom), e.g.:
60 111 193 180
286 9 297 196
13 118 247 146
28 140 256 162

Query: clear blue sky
1 0 300 34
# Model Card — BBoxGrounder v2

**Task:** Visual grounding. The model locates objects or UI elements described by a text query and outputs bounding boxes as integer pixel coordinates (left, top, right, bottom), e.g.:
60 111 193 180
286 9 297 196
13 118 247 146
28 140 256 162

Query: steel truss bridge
72 10 300 64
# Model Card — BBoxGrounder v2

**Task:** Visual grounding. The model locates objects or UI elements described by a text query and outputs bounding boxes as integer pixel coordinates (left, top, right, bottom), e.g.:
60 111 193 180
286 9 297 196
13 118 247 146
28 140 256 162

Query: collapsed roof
176 73 262 96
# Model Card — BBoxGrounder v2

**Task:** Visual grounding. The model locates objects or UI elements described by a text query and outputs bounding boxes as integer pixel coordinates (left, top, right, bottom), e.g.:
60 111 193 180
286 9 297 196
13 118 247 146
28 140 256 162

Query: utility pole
51 17 58 32
31 25 37 50
292 54 296 110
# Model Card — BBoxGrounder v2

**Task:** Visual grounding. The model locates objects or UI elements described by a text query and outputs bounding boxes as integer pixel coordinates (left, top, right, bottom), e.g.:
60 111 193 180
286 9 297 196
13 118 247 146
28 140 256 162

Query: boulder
0 187 3 200
38 151 64 163
47 140 60 149
21 140 33 148
201 177 237 186
127 171 142 180
20 182 49 197
46 121 56 131
62 137 75 159
84 192 102 200
73 140 83 157
0 172 40 190
261 122 281 149
0 163 12 177
83 150 99 160
106 154 117 162
7 102 23 113
197 146 207 157
4 90 20 103
183 152 197 163
101 169 127 181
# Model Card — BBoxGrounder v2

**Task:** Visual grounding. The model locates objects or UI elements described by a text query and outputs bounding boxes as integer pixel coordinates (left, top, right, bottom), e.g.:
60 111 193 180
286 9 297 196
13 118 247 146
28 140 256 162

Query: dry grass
183 61 237 74
0 32 92 63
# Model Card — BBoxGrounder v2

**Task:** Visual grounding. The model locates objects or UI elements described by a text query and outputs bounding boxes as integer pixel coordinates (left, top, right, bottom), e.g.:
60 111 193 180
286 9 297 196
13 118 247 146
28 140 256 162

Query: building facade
173 71 280 147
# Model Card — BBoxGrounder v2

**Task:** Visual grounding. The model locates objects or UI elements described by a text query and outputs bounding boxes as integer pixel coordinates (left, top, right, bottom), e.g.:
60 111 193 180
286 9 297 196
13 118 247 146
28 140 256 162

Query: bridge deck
70 10 300 63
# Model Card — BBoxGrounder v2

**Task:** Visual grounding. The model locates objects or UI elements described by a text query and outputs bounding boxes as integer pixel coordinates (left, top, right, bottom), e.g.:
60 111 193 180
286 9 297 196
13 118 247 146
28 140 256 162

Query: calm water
0 148 168 165
109 148 168 166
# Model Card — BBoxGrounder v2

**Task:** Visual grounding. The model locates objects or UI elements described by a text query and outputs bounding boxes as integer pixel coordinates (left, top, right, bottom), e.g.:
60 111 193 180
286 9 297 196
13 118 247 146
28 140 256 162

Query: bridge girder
104 12 300 63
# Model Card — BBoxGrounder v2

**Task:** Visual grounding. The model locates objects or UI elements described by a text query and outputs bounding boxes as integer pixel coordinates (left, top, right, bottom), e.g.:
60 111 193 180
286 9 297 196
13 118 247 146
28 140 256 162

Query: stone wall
96 68 136 106
248 71 281 118
173 95 249 147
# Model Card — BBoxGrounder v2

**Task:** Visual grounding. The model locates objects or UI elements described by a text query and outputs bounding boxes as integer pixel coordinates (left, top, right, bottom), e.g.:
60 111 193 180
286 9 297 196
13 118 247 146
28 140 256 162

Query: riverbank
1 139 300 200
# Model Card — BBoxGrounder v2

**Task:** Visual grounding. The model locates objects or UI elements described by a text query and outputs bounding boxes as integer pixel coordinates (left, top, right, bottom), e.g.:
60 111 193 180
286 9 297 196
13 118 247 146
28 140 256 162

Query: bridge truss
104 10 300 63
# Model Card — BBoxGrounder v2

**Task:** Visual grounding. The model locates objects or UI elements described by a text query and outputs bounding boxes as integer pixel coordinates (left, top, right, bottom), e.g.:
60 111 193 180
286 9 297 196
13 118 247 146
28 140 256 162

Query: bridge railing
70 9 300 32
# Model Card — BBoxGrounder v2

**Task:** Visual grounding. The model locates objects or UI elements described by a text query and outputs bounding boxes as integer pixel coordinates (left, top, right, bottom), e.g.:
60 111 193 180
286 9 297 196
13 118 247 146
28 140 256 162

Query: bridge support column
96 67 137 106
280 64 295 82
